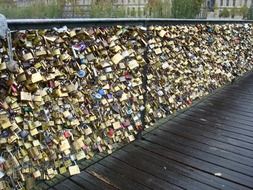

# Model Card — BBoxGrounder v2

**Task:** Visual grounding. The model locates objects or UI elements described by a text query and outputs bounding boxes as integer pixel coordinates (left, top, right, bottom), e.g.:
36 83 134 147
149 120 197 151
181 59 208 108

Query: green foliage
213 3 218 11
239 5 249 19
130 8 136 17
90 0 126 18
230 7 239 18
114 6 126 18
212 3 219 17
146 0 171 18
171 0 203 18
220 8 230 18
0 1 63 19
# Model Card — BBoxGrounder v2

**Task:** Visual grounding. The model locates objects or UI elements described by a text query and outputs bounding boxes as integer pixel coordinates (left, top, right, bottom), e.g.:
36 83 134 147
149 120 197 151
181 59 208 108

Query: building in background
14 0 56 6
11 0 171 18
6 0 252 19
64 0 151 18
114 0 149 17
63 0 92 18
201 0 253 19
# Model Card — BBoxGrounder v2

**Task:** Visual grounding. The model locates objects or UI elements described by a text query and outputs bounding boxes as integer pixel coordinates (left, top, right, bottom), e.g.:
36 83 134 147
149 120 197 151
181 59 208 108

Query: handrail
7 18 253 30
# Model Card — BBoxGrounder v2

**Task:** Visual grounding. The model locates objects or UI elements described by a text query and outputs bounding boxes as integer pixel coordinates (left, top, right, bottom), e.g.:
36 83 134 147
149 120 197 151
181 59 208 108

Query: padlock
0 180 11 190
68 165 80 175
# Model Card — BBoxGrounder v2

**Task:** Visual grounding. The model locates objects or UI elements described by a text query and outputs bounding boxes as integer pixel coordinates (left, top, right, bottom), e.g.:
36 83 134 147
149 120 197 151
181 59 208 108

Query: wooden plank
53 174 67 184
100 156 183 190
159 121 253 156
203 102 253 115
134 141 253 189
54 182 71 190
110 149 216 190
207 86 253 98
70 175 96 190
192 104 253 123
170 118 253 147
209 93 253 104
205 97 253 110
157 124 253 159
178 111 253 133
177 110 253 138
77 154 105 170
197 101 253 118
215 87 253 97
145 131 253 176
182 111 253 134
173 115 253 142
119 145 241 190
201 98 253 114
177 112 253 136
86 163 150 190
36 182 50 190
187 104 253 125
148 126 253 167
44 177 61 187
219 87 253 95
54 179 83 190
77 171 118 190
216 87 253 95
42 173 66 187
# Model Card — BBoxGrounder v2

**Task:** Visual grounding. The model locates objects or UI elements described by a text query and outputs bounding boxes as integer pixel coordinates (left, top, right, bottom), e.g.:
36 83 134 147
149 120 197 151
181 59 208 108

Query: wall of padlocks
145 24 253 123
0 23 252 189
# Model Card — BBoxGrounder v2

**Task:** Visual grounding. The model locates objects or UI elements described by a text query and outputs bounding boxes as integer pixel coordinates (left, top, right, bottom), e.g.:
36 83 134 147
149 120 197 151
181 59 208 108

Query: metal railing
1 18 253 190
7 18 253 30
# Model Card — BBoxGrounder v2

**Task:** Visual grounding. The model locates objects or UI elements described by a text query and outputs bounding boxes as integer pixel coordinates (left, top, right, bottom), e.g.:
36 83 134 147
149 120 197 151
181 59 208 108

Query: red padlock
48 81 55 88
63 131 71 138
107 128 114 138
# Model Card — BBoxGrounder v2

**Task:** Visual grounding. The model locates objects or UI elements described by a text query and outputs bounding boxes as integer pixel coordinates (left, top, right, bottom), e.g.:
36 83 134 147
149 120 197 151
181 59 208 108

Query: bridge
0 18 253 190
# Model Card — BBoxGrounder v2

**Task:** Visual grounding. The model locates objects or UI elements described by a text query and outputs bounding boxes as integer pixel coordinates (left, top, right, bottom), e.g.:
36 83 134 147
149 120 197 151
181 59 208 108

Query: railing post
138 19 150 140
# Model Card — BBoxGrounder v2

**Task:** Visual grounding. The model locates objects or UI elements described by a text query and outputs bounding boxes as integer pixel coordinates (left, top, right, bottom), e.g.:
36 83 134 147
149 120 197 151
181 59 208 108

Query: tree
90 0 126 18
130 7 136 17
220 8 230 18
0 0 63 19
213 3 219 17
0 0 16 17
171 0 204 18
145 0 172 18
230 7 239 18
239 5 249 19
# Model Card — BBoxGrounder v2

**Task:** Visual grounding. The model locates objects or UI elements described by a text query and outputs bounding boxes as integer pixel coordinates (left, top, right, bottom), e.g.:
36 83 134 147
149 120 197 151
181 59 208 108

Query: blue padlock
98 89 106 96
77 70 86 78
1 130 9 138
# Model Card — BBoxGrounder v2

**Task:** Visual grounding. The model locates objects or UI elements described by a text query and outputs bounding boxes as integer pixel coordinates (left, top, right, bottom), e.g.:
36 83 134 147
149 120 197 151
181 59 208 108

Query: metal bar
7 29 14 64
138 20 149 139
7 18 253 30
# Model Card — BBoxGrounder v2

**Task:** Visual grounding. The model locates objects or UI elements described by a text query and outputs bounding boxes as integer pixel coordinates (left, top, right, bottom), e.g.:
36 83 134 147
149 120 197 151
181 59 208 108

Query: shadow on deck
47 72 253 190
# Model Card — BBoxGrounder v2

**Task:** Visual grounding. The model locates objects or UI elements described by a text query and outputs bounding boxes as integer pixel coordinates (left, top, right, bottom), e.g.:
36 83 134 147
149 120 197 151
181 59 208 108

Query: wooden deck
48 72 253 190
